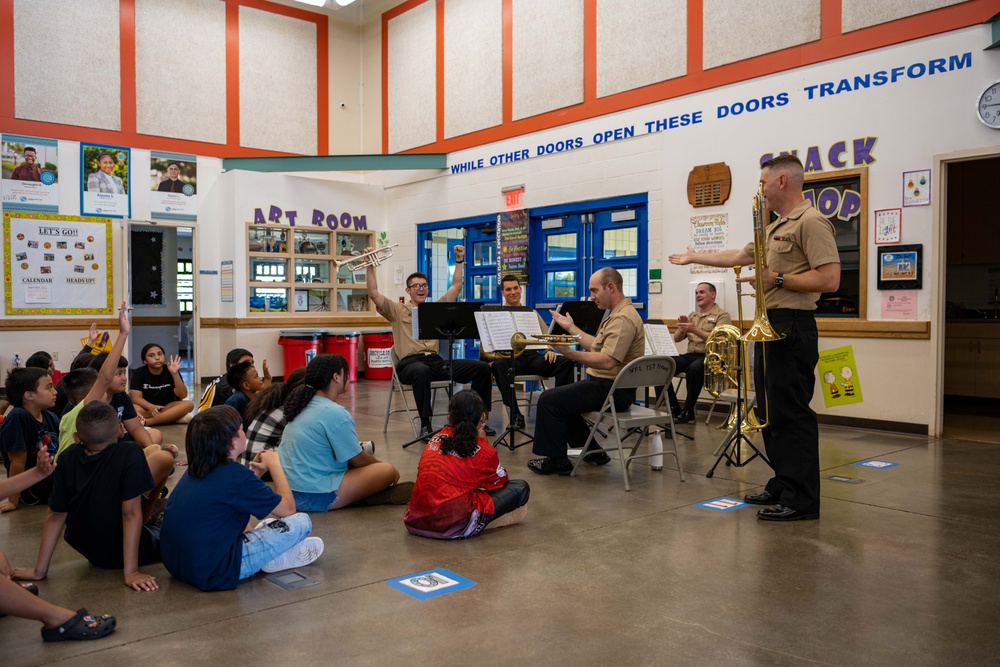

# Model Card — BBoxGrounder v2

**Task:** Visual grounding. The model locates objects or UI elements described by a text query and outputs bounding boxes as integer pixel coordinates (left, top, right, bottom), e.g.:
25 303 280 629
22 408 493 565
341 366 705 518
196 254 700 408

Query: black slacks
531 378 636 465
396 353 493 424
490 352 575 416
665 352 706 413
753 309 820 514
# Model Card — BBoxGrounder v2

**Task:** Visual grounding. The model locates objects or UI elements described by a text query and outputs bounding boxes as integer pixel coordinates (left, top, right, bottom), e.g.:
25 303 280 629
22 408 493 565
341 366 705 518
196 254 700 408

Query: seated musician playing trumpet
489 275 575 430
528 267 645 475
364 246 495 440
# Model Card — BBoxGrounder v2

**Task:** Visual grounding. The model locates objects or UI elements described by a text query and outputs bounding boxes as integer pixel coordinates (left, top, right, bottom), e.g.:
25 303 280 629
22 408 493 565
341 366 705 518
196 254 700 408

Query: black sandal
41 608 117 642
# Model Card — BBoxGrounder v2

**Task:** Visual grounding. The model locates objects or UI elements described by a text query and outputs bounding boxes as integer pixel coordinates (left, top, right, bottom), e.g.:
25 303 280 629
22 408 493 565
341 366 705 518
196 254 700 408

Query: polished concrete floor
2 379 999 666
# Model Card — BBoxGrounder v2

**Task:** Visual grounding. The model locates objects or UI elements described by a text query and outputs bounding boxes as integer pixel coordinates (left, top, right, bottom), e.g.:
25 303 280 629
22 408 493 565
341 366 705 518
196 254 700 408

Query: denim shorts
292 489 339 512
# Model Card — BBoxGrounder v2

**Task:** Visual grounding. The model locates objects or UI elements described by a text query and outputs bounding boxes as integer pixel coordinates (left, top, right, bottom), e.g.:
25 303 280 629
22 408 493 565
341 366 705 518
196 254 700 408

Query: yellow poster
817 345 863 407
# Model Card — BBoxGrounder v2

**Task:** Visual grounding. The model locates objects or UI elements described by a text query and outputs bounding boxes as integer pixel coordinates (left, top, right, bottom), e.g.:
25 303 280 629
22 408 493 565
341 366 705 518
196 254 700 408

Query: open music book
644 323 680 356
474 310 547 353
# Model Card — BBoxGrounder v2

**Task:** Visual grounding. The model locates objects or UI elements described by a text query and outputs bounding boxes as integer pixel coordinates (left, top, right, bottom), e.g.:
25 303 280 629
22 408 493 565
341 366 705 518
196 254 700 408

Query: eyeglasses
407 283 429 290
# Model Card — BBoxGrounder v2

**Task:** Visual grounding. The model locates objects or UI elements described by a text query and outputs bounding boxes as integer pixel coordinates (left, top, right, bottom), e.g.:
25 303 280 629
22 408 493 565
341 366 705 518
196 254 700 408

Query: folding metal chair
513 374 548 419
571 356 685 491
383 349 462 436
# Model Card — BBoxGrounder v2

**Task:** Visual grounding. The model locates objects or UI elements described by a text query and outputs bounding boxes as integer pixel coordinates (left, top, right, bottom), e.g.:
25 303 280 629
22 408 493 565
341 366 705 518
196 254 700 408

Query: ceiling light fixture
335 0 357 6
292 0 327 7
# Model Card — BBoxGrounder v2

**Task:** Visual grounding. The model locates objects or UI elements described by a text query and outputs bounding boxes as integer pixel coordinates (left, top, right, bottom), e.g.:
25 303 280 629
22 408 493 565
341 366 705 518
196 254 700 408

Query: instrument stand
492 353 533 452
705 347 771 478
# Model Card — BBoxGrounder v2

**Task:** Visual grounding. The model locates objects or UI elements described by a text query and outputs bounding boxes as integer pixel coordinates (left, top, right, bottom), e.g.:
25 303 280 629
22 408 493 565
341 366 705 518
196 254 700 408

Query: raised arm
166 355 188 399
87 302 129 405
440 245 465 302
669 245 753 269
363 247 387 310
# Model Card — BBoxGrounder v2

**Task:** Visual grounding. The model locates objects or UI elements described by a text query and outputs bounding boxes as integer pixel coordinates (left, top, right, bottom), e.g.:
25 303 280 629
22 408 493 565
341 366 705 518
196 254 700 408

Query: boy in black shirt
0 368 59 512
198 348 271 411
223 360 265 422
13 402 172 592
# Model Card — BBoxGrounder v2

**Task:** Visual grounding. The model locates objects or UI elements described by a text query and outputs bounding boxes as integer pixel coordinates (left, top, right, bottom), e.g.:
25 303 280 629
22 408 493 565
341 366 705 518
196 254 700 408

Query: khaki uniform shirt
376 299 438 359
685 304 732 355
588 298 645 380
743 199 840 310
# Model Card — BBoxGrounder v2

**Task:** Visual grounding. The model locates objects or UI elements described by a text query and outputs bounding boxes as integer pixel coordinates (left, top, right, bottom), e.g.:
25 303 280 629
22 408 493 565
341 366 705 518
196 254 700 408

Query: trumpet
480 332 581 362
334 244 398 271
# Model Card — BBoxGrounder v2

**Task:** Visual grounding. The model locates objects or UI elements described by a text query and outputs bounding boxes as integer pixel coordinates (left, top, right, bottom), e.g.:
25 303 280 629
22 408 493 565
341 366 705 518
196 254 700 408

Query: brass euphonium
479 332 581 362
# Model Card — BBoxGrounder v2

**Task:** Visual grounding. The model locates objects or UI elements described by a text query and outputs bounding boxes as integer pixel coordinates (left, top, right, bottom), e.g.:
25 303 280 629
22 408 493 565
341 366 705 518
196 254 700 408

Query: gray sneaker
360 440 375 455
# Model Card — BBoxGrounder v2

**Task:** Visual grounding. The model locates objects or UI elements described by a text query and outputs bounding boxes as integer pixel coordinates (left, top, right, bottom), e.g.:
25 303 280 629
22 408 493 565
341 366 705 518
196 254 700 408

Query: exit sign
502 185 524 209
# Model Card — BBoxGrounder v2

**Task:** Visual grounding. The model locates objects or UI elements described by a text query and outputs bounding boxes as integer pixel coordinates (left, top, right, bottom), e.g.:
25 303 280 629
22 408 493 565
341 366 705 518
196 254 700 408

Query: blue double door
418 194 648 359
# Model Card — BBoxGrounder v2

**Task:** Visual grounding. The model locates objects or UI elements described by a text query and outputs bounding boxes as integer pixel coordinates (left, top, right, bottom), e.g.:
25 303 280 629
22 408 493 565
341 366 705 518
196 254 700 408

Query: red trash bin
323 333 359 382
278 331 323 376
363 332 394 380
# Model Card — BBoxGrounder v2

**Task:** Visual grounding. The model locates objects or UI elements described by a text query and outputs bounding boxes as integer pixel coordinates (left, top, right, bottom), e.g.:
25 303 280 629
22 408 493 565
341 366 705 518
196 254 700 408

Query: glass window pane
602 227 637 259
294 259 331 284
473 274 497 301
294 230 331 255
250 257 287 283
545 270 576 299
546 233 577 261
336 288 369 313
618 267 638 298
472 241 495 267
250 287 287 312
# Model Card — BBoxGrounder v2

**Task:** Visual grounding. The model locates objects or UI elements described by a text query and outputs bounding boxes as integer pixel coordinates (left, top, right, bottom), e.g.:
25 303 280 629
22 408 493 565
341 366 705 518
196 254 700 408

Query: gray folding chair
571 355 685 491
514 374 548 419
383 348 462 436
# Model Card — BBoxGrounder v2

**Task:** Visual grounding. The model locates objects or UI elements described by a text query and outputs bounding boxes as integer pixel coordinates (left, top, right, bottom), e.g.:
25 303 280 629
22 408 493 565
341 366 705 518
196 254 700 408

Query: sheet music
513 311 544 337
412 306 420 340
473 312 495 352
477 311 519 351
645 323 679 356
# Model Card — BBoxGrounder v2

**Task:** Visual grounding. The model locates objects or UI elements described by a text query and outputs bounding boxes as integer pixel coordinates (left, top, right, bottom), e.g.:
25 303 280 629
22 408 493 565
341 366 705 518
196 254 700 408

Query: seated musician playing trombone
364 245 495 440
527 267 645 476
489 275 575 430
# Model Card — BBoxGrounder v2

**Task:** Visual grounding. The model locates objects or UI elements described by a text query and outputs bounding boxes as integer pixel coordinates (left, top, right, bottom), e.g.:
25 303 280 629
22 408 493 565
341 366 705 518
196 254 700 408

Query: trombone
480 332 581 362
333 244 398 271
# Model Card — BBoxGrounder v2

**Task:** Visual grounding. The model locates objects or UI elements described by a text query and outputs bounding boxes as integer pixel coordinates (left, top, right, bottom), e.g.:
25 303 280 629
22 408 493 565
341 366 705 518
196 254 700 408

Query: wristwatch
774 273 784 289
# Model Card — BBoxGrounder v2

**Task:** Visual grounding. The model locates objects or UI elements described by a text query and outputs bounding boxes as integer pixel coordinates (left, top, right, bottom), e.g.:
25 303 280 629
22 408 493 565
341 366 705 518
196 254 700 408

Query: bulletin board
3 212 114 315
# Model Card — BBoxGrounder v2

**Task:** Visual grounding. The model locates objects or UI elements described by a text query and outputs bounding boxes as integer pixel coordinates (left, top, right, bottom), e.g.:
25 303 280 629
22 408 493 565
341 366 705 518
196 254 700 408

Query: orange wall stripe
120 0 137 135
502 0 513 125
821 0 842 41
583 0 596 102
687 0 703 75
0 0 14 120
316 8 329 155
394 0 996 155
436 0 445 142
226 0 241 149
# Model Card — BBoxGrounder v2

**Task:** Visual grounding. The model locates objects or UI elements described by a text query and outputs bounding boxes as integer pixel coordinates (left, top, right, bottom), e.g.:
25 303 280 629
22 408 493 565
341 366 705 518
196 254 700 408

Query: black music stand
480 305 537 451
705 341 771 477
550 300 605 336
400 301 484 449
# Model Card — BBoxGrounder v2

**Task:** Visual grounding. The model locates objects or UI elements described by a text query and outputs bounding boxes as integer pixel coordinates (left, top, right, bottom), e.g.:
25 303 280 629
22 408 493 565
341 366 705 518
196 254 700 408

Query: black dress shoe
483 425 497 437
512 414 526 430
582 450 611 466
757 504 819 521
419 424 434 439
527 457 574 476
743 489 779 505
673 410 695 424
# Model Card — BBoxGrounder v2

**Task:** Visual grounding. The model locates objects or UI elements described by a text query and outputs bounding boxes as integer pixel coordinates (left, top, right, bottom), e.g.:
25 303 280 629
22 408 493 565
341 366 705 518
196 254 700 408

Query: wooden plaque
687 162 732 208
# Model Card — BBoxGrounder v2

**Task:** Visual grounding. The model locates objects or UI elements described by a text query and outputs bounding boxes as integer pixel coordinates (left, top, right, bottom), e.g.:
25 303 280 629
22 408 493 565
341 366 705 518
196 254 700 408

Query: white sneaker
360 440 375 455
261 537 324 573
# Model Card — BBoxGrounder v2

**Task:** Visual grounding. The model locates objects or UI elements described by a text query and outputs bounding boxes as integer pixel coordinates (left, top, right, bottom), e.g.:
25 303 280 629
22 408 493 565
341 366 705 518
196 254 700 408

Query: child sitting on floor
129 343 194 426
224 360 265 423
279 354 411 511
405 391 530 539
198 348 271 411
243 367 306 465
159 406 322 591
2 449 117 642
0 368 59 512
